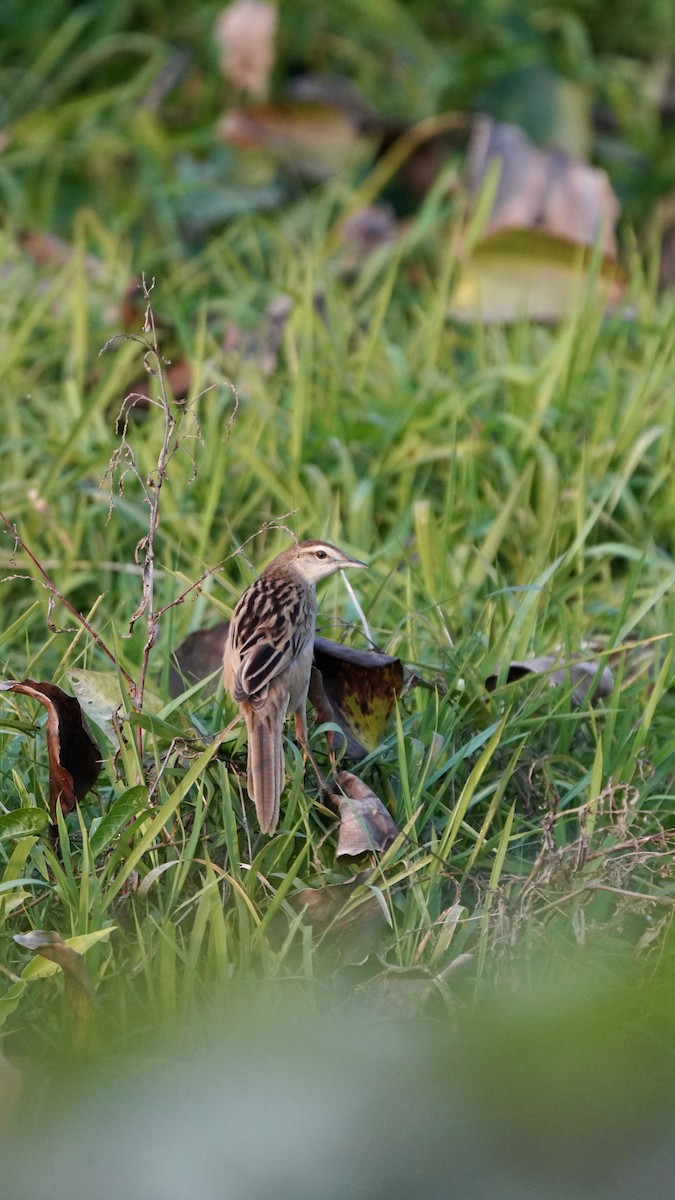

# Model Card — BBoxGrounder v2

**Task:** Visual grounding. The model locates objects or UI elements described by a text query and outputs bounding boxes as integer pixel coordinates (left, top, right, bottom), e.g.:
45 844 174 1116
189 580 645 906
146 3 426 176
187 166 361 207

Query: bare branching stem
127 283 176 715
0 509 135 688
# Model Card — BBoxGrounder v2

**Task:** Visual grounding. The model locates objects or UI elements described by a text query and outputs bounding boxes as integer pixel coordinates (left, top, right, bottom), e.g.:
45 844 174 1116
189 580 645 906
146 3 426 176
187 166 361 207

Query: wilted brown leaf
214 0 277 99
289 873 387 965
13 930 96 1029
0 680 102 820
467 116 620 256
587 636 668 690
218 103 362 179
311 637 404 760
352 959 452 1019
328 770 401 858
336 204 399 276
168 621 230 698
485 655 614 706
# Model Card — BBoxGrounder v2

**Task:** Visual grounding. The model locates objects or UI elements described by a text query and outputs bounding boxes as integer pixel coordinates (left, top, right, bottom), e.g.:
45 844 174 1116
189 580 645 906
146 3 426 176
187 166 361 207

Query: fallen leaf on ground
327 770 401 857
353 959 452 1019
13 930 96 1029
449 227 625 323
0 680 102 820
19 231 104 279
214 0 277 99
485 655 614 706
311 638 404 759
169 627 402 760
335 204 399 275
168 621 230 698
467 116 620 256
289 874 387 965
223 294 294 375
218 102 363 179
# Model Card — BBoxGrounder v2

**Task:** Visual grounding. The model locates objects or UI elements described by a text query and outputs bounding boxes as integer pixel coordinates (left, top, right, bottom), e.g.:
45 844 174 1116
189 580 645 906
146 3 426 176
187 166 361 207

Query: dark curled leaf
311 637 404 760
328 770 401 858
484 656 614 707
0 680 102 820
168 621 229 698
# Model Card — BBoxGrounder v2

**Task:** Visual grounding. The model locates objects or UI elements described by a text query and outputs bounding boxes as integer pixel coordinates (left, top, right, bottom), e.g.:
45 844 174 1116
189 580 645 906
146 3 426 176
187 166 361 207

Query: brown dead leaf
218 103 362 179
353 959 452 1019
0 680 102 820
214 0 277 99
289 873 387 965
328 770 401 858
13 930 96 1029
485 655 614 707
467 116 620 257
311 637 404 760
335 204 399 276
585 636 669 690
169 621 230 698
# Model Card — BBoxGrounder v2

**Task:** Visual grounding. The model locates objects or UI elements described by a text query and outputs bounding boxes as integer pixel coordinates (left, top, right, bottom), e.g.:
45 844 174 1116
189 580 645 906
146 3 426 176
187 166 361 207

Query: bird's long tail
244 703 285 834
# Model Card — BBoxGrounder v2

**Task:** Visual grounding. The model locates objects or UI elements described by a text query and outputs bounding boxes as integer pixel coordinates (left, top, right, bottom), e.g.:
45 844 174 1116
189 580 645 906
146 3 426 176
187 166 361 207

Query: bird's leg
293 704 326 790
306 665 340 776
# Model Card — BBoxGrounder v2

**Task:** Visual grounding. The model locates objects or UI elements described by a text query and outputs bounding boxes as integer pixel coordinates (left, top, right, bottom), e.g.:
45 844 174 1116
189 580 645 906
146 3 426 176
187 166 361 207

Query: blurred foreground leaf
467 116 620 256
449 228 626 323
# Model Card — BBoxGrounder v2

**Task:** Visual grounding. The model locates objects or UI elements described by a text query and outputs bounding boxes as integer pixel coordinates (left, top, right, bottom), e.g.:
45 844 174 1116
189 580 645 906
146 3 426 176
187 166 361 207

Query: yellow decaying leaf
449 228 626 324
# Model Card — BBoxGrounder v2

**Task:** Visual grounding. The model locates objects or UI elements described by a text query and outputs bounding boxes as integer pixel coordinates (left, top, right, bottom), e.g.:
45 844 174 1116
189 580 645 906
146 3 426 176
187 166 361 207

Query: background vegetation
1 2 675 1193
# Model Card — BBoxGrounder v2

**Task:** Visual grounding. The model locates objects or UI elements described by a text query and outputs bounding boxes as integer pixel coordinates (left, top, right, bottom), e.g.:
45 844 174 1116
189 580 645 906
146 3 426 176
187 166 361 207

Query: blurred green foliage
0 0 673 245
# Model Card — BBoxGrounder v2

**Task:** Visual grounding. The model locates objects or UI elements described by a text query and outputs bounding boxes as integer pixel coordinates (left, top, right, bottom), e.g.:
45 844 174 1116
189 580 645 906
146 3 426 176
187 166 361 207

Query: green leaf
67 668 163 742
88 786 149 858
0 809 49 841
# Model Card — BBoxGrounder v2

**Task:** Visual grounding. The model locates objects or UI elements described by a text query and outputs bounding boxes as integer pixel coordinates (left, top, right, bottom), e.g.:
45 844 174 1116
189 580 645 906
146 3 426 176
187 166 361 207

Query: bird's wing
229 571 315 707
233 626 295 706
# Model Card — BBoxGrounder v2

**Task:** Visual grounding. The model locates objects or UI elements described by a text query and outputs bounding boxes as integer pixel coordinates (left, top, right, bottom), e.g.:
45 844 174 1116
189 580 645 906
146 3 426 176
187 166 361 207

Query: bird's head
279 540 367 584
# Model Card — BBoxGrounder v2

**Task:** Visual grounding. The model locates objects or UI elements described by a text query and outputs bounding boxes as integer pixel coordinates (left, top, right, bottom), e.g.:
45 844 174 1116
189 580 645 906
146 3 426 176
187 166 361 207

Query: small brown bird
223 540 367 834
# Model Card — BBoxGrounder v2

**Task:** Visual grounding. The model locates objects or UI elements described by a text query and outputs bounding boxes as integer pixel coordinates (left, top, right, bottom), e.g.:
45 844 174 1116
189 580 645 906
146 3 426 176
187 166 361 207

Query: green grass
2 3 675 1186
1 185 674 1061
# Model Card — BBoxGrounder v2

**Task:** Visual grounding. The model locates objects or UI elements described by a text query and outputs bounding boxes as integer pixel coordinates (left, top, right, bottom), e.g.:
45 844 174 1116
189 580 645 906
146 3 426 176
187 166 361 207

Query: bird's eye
315 549 327 560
